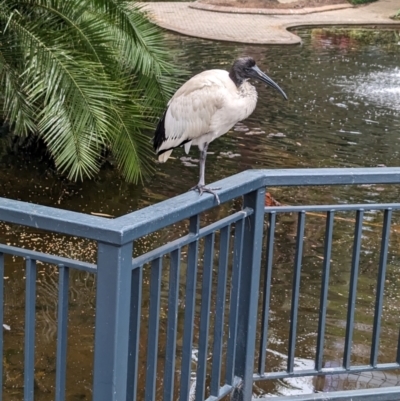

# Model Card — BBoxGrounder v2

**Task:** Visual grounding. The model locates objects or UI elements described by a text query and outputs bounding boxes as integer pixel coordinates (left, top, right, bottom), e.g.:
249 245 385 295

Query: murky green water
0 28 400 399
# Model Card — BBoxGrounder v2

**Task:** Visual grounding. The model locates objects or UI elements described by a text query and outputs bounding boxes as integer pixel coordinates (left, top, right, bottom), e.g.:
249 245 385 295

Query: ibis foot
190 184 221 205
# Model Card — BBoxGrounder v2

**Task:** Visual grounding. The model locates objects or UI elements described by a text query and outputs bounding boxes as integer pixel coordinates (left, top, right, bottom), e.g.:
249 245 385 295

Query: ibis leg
190 143 221 205
198 145 207 186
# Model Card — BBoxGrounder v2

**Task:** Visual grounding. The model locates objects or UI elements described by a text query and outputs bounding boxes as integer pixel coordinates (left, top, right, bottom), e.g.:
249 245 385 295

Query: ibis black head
229 57 287 100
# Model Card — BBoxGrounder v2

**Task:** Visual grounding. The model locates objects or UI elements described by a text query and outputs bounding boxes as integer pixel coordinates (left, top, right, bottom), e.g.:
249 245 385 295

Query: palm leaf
0 0 181 183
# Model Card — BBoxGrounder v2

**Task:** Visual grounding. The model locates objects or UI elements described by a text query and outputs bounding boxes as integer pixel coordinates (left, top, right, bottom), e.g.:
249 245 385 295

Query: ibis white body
157 69 258 162
153 57 287 203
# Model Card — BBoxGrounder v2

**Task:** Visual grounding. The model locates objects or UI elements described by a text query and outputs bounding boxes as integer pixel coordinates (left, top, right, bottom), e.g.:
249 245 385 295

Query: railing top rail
259 167 400 186
112 167 400 242
0 196 123 244
1 167 400 244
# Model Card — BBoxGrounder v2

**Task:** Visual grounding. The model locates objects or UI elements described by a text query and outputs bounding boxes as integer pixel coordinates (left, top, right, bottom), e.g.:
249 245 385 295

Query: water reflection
0 28 399 400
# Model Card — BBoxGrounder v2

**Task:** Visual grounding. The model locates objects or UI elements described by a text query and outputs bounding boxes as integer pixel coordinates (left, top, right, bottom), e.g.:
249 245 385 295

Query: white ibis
153 57 287 204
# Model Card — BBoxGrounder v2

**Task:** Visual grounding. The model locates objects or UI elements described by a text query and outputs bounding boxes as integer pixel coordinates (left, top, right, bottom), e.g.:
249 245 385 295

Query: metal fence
1 168 400 401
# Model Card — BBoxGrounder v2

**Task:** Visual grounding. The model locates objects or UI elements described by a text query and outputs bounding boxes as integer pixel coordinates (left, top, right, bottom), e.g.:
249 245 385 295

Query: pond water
0 28 400 400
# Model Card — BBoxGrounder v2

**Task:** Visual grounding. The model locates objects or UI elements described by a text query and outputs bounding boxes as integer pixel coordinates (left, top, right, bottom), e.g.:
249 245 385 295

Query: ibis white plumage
153 57 287 204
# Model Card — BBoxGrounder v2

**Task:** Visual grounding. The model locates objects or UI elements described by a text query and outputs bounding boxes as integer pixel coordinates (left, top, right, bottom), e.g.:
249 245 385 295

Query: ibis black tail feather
153 108 191 160
156 138 192 157
153 109 167 152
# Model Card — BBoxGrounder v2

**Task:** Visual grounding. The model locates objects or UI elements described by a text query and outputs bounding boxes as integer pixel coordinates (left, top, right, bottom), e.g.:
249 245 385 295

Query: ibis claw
190 184 221 205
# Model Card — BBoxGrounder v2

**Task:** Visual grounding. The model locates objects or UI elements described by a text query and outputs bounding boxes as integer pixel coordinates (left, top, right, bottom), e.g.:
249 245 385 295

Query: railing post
92 241 133 401
234 187 265 400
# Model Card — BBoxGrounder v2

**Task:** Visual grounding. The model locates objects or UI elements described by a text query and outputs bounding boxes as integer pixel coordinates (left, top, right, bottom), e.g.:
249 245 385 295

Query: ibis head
229 57 287 100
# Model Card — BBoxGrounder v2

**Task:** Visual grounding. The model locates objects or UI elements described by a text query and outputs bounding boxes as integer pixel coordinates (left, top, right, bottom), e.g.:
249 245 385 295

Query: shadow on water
0 28 400 399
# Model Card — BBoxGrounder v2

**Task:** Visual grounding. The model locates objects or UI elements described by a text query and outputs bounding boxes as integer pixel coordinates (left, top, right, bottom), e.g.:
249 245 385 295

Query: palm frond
0 0 182 183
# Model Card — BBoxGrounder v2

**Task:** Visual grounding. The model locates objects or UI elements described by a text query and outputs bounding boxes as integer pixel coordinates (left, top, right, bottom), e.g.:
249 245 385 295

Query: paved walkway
143 0 400 44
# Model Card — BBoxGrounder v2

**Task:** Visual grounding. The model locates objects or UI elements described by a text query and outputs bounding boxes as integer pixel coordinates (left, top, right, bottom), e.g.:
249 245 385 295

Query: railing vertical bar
93 242 133 401
258 212 276 375
234 188 266 399
0 252 3 400
315 211 335 372
287 211 306 374
55 264 69 401
145 257 163 401
371 209 392 367
163 249 181 401
180 214 200 401
127 265 143 401
210 225 230 396
343 209 364 370
195 233 215 401
225 217 245 385
24 258 37 401
397 327 400 364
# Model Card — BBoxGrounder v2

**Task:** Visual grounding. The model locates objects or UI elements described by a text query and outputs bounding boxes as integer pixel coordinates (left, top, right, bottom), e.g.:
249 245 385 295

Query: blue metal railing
0 168 400 401
255 206 399 378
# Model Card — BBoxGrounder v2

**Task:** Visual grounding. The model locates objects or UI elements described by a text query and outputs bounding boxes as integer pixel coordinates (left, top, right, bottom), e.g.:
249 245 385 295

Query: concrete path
143 0 400 44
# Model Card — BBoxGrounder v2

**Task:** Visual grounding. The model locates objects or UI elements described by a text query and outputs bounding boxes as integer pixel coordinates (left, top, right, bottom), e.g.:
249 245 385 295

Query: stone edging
189 1 354 15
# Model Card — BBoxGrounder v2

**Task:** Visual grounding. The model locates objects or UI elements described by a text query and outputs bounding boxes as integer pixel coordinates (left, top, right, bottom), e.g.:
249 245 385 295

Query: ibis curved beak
250 65 287 100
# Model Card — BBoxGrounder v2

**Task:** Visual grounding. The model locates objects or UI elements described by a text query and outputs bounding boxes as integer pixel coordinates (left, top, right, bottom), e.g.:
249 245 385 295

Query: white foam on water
337 67 400 111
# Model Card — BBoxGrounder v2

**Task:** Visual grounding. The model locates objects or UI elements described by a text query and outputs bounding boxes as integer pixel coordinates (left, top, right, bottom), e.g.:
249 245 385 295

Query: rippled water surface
0 28 400 400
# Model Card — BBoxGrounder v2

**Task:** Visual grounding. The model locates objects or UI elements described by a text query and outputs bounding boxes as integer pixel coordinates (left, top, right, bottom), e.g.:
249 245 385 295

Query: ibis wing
156 71 229 154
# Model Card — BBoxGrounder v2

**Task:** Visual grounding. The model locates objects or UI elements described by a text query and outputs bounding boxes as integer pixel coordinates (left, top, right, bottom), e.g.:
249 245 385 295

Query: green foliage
0 0 179 183
392 9 400 20
347 0 377 4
